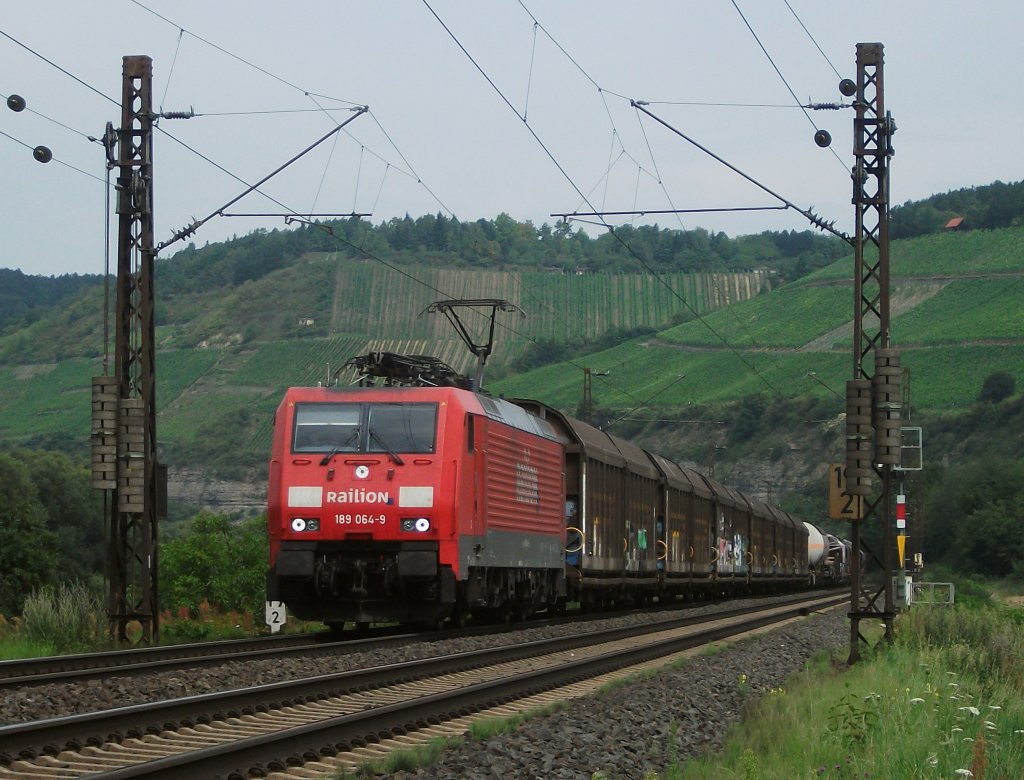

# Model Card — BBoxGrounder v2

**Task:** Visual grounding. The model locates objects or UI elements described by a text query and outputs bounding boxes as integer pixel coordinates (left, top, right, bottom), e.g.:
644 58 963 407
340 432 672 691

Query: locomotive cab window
292 402 437 454
292 405 360 452
366 403 436 454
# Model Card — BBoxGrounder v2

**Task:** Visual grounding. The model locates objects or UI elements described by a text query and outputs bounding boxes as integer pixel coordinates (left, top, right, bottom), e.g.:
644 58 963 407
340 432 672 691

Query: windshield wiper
320 430 359 466
369 427 405 465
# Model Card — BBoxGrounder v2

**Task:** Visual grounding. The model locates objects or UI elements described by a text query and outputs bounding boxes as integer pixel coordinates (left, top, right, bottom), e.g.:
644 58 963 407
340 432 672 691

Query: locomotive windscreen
292 402 437 454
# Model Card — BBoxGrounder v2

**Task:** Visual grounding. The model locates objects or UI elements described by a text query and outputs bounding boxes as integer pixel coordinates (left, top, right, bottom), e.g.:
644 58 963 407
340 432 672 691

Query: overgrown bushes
21 581 106 653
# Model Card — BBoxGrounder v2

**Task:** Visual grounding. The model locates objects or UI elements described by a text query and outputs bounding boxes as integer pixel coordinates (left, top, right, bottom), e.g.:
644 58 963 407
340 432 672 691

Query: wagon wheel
449 603 469 630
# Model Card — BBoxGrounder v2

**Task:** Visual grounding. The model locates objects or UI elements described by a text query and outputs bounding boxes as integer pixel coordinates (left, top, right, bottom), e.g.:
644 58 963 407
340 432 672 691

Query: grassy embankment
678 596 1024 779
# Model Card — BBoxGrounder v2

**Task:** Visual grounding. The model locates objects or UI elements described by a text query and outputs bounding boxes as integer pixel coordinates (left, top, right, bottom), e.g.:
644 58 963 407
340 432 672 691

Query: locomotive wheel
420 615 447 631
355 621 370 632
450 604 469 629
499 601 526 624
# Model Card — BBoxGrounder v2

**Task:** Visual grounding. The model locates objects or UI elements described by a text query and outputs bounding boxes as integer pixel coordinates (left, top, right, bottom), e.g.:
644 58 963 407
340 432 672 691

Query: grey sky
2 2 1021 277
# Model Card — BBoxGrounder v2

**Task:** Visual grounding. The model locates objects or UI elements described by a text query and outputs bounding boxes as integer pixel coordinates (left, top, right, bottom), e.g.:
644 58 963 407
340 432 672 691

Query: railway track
0 593 844 779
0 612 637 691
0 628 427 691
0 632 322 690
0 591 835 691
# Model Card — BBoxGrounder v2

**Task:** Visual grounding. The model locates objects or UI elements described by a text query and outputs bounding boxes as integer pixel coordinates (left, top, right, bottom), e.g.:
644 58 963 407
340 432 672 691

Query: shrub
979 370 1016 403
21 581 106 653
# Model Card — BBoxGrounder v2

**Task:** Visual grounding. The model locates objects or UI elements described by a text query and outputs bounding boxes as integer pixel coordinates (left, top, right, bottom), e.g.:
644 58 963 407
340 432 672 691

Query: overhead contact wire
783 0 843 80
132 0 454 220
729 0 846 171
0 29 118 106
424 0 785 399
130 0 362 107
159 27 185 112
631 102 766 362
523 21 539 120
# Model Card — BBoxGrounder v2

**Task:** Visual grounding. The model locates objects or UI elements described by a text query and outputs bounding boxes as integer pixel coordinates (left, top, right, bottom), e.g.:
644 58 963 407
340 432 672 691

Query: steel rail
0 594 843 773
0 632 335 689
0 590 837 690
94 594 845 779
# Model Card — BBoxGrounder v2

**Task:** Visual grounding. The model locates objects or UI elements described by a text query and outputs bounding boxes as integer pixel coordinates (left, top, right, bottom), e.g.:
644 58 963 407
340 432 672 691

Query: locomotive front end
267 387 457 628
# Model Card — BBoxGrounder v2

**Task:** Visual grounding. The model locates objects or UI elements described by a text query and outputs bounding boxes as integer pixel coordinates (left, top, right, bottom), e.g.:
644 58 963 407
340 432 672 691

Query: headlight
290 518 320 532
401 517 431 533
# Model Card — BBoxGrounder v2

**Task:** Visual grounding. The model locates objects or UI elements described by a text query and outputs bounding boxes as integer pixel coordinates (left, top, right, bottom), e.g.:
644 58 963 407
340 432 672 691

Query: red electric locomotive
266 326 829 630
266 382 568 628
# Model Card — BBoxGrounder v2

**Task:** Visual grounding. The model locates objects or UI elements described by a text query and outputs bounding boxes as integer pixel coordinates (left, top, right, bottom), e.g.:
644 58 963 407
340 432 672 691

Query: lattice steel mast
92 56 161 643
845 43 899 663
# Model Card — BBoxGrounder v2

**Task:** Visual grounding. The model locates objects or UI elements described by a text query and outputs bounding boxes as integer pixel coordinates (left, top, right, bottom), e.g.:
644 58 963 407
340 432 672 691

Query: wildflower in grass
960 706 981 716
952 727 964 734
955 769 974 777
910 697 925 704
926 754 938 767
949 682 959 687
988 705 1002 711
983 721 997 731
736 673 750 697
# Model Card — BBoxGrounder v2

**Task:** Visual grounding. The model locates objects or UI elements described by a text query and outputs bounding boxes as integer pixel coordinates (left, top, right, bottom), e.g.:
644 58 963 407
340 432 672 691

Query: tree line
891 179 1024 239
0 269 100 333
5 178 1021 333
158 214 845 296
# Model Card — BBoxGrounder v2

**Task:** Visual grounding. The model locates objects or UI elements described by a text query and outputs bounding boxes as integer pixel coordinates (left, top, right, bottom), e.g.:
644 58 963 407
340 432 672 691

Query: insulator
7 94 26 112
814 130 832 148
103 122 117 166
839 78 857 97
33 145 52 163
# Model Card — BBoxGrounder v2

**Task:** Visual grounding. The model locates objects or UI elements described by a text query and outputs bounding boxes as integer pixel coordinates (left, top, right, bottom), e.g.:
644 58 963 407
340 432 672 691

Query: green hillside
491 226 1024 415
806 225 1024 282
1 224 1022 480
0 259 768 474
213 260 767 349
0 253 768 363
